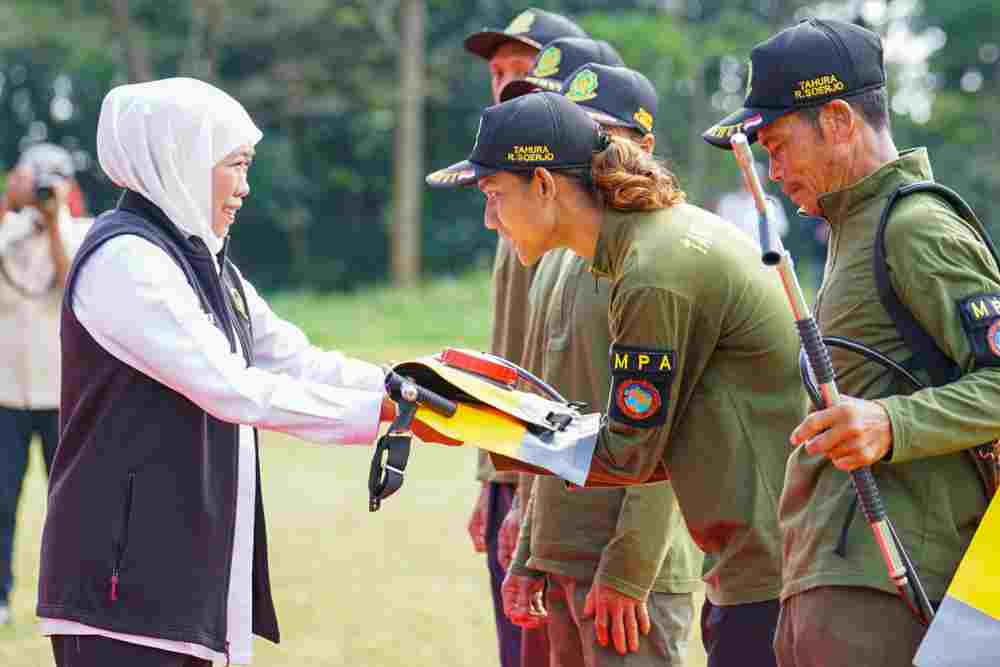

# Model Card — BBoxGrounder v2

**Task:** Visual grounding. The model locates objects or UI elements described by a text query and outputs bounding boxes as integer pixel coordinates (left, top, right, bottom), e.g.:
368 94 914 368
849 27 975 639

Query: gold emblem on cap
745 60 753 99
564 68 599 102
505 10 535 35
533 46 561 78
633 107 653 133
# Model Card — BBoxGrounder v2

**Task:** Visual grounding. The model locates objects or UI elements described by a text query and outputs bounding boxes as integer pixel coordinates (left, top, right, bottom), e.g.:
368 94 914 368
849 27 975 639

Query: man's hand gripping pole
729 133 935 625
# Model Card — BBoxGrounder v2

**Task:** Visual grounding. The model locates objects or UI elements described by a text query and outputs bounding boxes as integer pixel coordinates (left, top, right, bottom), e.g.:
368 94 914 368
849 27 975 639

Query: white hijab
97 77 262 255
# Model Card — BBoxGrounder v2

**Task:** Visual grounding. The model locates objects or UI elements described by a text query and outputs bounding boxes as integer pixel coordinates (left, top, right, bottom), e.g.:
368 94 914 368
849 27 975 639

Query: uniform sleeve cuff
593 572 650 600
875 397 912 464
509 562 545 578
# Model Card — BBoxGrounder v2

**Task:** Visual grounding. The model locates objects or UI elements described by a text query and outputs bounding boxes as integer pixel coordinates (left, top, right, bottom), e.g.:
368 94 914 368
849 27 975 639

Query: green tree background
1 0 996 290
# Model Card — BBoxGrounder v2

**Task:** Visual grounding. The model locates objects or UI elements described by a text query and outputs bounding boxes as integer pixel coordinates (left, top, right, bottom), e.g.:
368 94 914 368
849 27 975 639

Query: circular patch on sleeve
616 379 662 421
989 320 1000 357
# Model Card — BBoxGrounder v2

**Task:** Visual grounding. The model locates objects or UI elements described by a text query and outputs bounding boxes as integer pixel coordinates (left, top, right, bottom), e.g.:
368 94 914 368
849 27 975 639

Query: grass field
0 269 707 666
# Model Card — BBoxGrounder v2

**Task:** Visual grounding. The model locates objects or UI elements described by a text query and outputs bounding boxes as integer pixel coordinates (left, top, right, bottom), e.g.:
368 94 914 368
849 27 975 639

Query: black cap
464 8 587 61
703 18 885 149
561 64 658 135
499 38 624 102
426 92 602 188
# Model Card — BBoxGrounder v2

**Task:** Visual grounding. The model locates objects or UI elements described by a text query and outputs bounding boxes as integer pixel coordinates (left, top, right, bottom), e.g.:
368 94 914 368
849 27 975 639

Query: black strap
368 433 411 512
873 181 1000 498
873 181 999 386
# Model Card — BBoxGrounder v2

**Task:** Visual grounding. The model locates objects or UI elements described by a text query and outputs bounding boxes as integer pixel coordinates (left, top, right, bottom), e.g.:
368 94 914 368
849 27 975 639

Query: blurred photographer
0 143 91 625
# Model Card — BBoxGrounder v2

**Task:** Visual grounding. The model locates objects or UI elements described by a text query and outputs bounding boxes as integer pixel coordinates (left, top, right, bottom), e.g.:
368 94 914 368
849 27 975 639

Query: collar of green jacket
590 207 648 279
816 147 932 224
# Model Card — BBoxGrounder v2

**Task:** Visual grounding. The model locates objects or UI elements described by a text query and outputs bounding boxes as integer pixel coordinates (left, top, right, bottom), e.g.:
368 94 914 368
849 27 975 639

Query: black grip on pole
796 319 835 385
385 372 458 417
415 385 457 417
851 468 888 524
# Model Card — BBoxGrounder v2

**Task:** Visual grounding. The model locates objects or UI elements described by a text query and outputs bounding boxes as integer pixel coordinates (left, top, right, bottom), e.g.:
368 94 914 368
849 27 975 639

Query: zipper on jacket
110 471 136 602
192 236 242 642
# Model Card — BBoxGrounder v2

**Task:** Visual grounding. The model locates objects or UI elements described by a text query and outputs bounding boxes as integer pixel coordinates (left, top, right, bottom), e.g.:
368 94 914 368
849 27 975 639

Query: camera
33 172 63 204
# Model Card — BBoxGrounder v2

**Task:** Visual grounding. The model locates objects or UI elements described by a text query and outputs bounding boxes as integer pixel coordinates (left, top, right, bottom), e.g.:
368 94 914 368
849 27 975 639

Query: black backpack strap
873 181 1000 386
874 181 1000 497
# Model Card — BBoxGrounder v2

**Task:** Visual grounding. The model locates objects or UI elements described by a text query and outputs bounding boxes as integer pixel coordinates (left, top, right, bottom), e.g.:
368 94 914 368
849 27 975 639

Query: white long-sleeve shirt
40 233 386 664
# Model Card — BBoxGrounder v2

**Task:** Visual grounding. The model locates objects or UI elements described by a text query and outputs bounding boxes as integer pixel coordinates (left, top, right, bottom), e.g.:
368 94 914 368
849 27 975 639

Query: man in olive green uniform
461 9 587 667
427 90 807 667
501 65 704 666
703 18 1000 666
582 191 806 667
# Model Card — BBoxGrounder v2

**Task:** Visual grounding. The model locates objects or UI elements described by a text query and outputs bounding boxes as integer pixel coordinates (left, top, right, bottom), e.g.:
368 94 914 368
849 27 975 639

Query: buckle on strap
368 432 412 512
546 412 574 431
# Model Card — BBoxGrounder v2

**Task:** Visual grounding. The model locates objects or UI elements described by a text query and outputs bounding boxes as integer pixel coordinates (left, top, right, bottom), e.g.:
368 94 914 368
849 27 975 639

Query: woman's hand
380 394 462 446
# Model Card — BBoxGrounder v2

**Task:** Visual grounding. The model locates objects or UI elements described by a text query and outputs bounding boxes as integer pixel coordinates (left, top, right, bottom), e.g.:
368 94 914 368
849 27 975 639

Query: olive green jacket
585 205 807 605
779 149 1000 602
509 249 703 598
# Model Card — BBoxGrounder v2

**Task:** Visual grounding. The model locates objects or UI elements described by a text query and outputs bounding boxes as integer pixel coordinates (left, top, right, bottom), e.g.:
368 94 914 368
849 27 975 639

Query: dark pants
701 597 780 667
51 635 211 667
486 481 522 667
0 406 59 604
521 625 549 667
522 625 550 667
774 586 927 667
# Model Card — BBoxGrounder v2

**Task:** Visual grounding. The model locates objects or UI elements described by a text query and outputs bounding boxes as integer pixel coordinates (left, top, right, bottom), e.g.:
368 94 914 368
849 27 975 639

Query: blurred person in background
0 143 92 625
36 77 410 667
459 8 587 667
494 63 705 667
713 163 789 249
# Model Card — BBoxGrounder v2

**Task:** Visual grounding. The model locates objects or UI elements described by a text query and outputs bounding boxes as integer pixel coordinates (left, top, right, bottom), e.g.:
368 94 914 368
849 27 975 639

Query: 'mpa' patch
608 344 674 428
957 293 1000 367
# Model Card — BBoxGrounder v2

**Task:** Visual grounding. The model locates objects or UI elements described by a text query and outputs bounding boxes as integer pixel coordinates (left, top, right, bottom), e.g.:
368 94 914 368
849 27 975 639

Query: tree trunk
391 0 424 288
184 0 224 80
109 0 154 83
687 59 708 203
65 0 82 20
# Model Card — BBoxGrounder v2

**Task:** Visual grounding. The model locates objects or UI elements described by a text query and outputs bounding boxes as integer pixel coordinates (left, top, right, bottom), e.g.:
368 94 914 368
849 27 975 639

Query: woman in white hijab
36 78 396 667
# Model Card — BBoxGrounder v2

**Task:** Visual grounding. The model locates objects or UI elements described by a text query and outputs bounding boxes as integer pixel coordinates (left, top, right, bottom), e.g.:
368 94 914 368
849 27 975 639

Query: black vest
37 191 279 651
